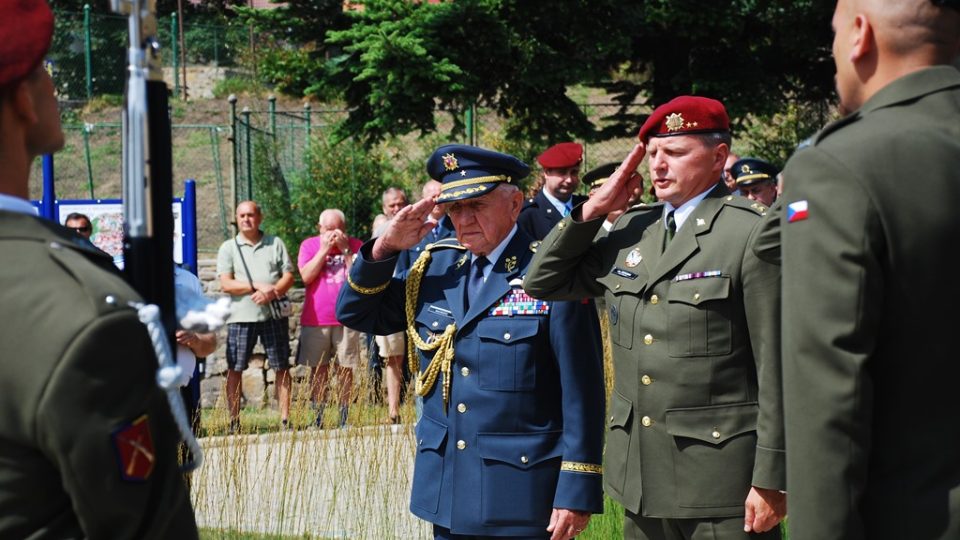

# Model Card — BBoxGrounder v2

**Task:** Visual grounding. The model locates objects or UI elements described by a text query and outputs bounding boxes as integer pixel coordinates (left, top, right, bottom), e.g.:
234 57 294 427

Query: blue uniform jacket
336 228 605 536
517 191 588 240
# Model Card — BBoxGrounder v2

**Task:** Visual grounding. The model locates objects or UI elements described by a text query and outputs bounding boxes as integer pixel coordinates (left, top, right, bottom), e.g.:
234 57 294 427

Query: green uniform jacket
778 66 960 540
0 211 198 539
524 185 784 519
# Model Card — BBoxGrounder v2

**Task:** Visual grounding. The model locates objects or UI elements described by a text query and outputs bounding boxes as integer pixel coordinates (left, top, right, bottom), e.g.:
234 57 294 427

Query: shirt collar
542 189 572 215
0 194 39 215
663 184 714 231
471 225 518 281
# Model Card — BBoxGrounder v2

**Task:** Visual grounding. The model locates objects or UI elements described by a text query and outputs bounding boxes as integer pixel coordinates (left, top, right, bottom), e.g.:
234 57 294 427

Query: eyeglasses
71 226 92 233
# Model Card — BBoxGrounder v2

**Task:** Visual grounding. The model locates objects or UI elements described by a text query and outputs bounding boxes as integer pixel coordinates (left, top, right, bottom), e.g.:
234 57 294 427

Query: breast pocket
667 277 732 357
596 270 646 350
414 308 455 365
477 318 539 391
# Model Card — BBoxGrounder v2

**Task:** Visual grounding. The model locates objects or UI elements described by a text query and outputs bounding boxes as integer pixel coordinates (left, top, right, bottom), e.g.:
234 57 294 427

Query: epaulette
814 111 861 146
423 238 466 252
722 195 768 216
622 200 663 216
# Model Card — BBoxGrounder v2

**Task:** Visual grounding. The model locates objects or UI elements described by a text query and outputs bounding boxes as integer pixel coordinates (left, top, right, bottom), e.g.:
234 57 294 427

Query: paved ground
191 423 430 538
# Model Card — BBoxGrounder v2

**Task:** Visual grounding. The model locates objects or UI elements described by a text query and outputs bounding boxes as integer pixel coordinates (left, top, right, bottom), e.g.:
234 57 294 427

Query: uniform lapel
648 190 724 285
444 251 471 322
460 232 527 328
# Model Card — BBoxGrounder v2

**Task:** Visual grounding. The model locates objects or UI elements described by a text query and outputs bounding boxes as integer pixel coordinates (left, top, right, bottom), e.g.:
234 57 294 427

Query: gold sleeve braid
405 246 459 410
347 274 389 295
560 461 603 474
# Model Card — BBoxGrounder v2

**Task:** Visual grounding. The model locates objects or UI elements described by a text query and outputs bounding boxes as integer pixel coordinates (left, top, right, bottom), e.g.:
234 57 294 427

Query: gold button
643 334 653 345
432 321 439 328
650 294 659 304
712 430 721 439
693 292 701 301
461 367 470 376
520 455 529 464
457 403 467 413
557 222 565 229
641 375 652 385
457 440 466 450
641 416 652 427
615 283 621 290
609 415 614 422
503 332 511 340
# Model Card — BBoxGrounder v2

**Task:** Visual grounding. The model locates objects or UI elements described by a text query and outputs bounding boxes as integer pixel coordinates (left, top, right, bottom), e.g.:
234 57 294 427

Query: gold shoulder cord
405 248 457 410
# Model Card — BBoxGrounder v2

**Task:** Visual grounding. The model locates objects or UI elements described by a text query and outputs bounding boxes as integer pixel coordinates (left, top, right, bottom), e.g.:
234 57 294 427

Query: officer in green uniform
524 96 785 540
0 1 198 537
774 1 960 538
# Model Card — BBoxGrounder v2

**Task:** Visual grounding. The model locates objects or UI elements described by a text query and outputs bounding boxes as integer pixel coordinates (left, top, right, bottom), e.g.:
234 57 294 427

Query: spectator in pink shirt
297 209 363 428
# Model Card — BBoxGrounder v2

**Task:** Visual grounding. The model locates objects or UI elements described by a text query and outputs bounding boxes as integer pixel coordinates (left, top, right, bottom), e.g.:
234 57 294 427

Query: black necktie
465 256 489 309
663 211 676 252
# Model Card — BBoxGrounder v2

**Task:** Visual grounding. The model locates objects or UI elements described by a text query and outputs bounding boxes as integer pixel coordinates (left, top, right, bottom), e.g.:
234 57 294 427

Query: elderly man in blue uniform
336 144 605 539
518 142 588 240
730 158 779 208
524 96 785 540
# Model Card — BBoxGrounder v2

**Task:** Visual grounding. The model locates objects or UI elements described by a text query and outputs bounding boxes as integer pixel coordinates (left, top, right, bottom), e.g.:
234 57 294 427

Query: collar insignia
504 255 517 273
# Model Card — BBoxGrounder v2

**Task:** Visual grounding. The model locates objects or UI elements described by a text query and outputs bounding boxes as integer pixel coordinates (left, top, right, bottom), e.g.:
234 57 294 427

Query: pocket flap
597 270 647 296
477 431 563 469
477 319 539 343
667 276 730 306
665 402 758 445
415 415 448 452
415 307 455 332
608 390 633 429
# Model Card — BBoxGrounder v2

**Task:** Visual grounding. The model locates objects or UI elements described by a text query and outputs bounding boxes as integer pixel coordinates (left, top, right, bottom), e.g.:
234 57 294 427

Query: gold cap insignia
665 113 685 132
442 153 459 171
741 164 752 173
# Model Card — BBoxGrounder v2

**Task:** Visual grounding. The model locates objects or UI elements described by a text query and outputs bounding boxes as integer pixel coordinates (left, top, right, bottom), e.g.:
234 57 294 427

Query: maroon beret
638 96 729 143
0 0 54 89
537 142 583 169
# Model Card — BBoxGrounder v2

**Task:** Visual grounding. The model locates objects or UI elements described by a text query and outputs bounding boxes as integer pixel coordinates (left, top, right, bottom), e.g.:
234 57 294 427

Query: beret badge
665 113 685 132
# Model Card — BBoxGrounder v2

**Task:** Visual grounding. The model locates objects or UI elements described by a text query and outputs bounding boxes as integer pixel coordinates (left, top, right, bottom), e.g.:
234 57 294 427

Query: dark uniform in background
337 145 605 538
0 0 198 537
525 97 784 539
774 1 960 537
730 158 779 208
518 142 588 240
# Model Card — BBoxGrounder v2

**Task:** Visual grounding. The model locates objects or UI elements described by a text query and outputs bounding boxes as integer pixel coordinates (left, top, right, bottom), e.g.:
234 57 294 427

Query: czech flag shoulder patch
111 414 156 482
787 200 809 223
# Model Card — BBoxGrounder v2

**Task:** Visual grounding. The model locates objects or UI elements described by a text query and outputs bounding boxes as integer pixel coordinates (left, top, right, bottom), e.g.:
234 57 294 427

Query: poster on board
57 200 183 264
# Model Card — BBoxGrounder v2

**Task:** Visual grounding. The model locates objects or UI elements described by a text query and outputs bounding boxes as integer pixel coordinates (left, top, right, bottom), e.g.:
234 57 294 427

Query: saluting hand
371 197 437 260
582 143 646 221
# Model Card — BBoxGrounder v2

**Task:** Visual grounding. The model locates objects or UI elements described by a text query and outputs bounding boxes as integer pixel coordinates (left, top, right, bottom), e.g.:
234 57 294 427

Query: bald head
860 0 960 59
832 0 960 113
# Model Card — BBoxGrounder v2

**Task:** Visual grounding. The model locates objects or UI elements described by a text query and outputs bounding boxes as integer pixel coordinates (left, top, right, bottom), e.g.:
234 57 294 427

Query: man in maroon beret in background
518 141 589 240
524 96 786 539
0 0 199 537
